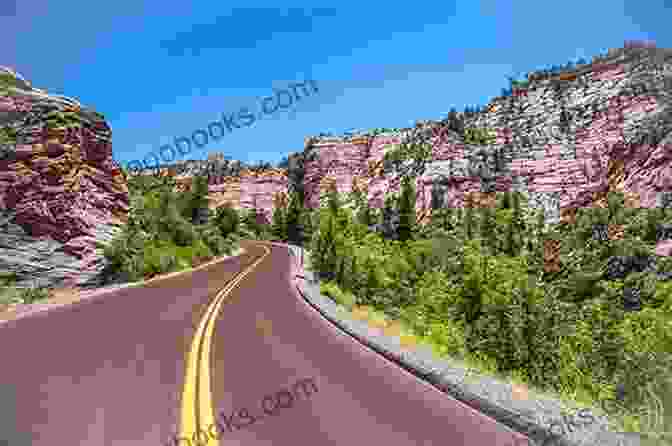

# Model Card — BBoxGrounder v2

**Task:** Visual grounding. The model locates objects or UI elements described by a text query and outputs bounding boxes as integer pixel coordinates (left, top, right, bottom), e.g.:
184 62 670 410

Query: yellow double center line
178 245 271 445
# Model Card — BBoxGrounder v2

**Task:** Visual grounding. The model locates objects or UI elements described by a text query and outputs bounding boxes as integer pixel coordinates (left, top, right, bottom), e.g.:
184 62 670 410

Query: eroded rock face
0 67 129 288
154 45 672 262
293 46 672 258
36 43 668 291
238 168 288 224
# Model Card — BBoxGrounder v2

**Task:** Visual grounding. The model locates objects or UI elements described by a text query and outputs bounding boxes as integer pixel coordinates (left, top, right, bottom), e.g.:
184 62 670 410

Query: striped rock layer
0 67 128 288
4 44 672 287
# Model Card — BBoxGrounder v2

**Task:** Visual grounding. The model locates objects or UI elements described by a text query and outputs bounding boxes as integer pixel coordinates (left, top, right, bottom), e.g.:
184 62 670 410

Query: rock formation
132 44 672 236
293 45 672 229
6 42 672 288
0 67 128 288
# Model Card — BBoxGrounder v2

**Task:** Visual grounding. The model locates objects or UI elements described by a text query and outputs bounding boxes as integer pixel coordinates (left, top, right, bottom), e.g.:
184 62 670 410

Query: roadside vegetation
0 272 50 306
100 168 258 284
265 174 672 440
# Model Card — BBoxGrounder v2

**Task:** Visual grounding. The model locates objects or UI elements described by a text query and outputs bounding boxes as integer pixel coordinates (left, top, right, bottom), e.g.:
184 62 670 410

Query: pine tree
323 212 339 278
308 214 324 270
500 190 512 209
512 191 525 233
351 178 371 228
213 204 239 237
503 211 522 257
243 202 260 236
431 207 454 233
360 199 372 228
455 206 463 231
286 189 303 244
349 255 358 292
327 183 340 217
303 209 316 248
382 195 396 240
444 207 454 232
464 205 474 240
479 206 497 253
271 202 287 241
191 175 211 225
398 176 416 242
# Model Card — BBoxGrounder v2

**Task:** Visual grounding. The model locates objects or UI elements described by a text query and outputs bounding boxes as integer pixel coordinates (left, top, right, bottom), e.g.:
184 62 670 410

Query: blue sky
2 0 670 168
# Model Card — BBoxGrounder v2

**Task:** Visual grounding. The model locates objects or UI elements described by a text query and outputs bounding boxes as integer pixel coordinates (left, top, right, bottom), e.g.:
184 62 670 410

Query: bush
159 253 177 273
423 320 467 359
214 205 240 237
191 238 213 263
403 270 459 331
0 286 23 305
560 295 627 400
0 277 49 305
320 281 356 309
18 285 50 304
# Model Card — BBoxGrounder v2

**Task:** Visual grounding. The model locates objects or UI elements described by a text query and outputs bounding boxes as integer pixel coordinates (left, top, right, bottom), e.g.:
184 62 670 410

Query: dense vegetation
100 169 254 284
277 181 672 437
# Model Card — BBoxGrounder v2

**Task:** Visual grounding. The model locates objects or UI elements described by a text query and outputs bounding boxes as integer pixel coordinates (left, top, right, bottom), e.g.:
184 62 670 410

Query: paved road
0 241 530 446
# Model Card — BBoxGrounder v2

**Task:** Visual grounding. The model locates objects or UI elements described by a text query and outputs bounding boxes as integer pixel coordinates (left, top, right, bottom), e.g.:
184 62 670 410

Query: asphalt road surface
0 241 531 446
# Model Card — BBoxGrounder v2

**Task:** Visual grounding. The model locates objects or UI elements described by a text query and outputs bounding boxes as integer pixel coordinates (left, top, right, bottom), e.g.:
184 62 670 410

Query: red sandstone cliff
0 66 129 288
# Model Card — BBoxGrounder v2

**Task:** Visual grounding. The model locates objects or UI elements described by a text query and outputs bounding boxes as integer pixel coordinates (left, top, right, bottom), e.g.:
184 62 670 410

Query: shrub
0 286 23 305
423 319 467 359
18 285 50 304
617 306 672 419
159 253 177 273
320 281 356 309
405 269 460 332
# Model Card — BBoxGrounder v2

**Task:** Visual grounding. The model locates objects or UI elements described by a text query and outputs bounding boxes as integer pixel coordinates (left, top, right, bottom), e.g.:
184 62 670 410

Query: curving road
0 241 531 446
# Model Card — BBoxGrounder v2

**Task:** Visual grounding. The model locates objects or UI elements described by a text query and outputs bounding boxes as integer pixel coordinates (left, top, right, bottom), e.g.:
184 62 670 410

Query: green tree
302 209 317 248
313 209 339 279
502 212 520 257
511 191 525 233
382 195 397 240
458 239 488 327
499 191 513 209
358 198 372 228
156 188 195 246
479 205 497 253
285 189 303 244
183 175 210 225
213 204 239 237
271 201 287 241
464 205 474 240
351 178 372 228
327 184 340 217
398 176 416 242
242 204 261 236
